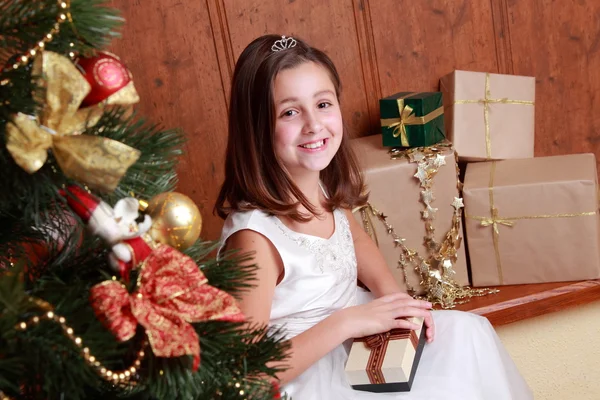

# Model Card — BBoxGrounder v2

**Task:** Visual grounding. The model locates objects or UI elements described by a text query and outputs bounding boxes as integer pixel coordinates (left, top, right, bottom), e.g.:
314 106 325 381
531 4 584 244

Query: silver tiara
271 35 297 52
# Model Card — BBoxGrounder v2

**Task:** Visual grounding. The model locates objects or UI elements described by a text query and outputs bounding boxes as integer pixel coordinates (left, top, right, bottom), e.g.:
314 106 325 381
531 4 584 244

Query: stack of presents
345 70 600 392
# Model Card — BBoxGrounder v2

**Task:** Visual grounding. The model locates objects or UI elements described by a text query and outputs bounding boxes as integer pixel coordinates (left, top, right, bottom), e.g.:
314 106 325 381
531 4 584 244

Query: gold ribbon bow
381 97 444 147
5 51 140 192
479 207 514 234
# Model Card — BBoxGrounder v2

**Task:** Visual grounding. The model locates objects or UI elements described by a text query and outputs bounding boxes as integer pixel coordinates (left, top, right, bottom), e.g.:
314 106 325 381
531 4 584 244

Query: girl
215 34 532 399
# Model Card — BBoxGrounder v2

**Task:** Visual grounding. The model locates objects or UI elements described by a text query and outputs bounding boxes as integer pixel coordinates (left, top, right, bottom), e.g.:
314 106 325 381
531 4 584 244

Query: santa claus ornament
60 185 156 278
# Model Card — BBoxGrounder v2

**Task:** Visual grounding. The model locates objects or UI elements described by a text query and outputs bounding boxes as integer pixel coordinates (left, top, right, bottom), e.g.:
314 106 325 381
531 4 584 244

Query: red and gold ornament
77 51 137 107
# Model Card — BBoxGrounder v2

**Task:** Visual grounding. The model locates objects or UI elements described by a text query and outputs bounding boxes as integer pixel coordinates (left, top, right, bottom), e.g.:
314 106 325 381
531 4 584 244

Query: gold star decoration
433 153 446 168
420 189 435 205
409 151 426 163
452 197 464 210
421 206 438 220
413 165 428 183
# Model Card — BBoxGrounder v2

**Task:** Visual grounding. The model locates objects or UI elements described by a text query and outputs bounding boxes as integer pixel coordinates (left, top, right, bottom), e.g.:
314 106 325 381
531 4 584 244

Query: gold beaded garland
14 310 146 387
4 0 75 73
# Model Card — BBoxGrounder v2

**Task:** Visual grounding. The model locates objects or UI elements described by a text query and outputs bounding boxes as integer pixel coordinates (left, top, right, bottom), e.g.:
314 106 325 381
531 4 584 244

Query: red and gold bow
90 245 245 370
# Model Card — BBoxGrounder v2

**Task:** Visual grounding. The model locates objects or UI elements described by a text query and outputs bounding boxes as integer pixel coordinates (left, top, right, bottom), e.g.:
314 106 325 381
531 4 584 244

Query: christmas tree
0 1 287 399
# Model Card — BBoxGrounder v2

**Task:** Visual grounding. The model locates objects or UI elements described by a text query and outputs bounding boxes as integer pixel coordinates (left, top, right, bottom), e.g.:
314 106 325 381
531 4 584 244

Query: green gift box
380 92 446 148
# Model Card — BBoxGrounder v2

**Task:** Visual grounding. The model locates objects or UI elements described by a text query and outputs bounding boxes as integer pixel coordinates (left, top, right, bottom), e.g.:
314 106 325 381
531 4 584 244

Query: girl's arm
225 229 430 385
344 209 435 342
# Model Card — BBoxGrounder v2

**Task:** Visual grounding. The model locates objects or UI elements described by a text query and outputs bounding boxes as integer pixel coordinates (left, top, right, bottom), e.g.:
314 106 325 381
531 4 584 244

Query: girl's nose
302 111 324 135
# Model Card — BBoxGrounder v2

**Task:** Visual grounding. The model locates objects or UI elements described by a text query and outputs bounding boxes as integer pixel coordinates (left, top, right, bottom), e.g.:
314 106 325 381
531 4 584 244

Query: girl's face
272 62 343 179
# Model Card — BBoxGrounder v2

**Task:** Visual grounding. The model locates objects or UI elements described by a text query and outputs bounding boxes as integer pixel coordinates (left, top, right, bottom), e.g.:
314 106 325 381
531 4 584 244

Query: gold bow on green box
380 92 445 148
5 51 140 193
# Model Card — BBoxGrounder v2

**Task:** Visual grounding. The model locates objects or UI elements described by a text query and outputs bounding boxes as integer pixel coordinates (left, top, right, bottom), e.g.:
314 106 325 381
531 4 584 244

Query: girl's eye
318 102 332 109
282 110 297 117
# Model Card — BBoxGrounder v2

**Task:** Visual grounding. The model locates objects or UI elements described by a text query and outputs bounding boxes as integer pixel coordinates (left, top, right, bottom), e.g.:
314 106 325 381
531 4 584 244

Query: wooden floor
455 279 600 326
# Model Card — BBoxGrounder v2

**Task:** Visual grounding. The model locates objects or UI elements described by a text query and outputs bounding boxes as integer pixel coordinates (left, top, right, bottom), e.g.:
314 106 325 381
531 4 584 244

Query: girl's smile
298 138 329 151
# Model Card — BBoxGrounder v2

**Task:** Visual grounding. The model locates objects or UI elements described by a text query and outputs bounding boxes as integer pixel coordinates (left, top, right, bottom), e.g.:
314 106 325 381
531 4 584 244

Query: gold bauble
146 192 202 250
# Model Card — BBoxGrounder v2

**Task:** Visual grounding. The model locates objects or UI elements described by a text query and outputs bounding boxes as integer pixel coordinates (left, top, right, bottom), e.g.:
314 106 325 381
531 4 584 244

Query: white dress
219 208 533 400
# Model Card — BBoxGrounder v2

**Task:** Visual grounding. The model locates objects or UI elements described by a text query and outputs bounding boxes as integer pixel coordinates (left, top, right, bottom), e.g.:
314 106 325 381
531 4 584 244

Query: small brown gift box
351 134 469 294
345 317 426 392
463 154 600 286
440 70 535 161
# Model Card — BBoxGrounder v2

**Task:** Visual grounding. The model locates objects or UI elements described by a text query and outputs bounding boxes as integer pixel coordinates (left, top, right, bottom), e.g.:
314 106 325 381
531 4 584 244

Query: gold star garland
359 142 498 309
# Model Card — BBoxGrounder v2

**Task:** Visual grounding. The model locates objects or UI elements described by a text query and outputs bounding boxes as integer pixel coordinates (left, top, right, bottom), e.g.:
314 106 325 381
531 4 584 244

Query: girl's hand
336 292 434 341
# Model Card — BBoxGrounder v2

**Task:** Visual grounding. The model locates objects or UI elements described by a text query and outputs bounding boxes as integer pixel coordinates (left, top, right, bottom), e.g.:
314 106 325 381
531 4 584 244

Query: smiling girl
215 34 532 399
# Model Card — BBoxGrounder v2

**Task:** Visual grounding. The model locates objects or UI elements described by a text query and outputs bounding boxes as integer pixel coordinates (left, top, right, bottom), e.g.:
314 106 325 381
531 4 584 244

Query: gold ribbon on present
380 96 444 147
5 51 141 193
466 162 598 284
453 73 534 159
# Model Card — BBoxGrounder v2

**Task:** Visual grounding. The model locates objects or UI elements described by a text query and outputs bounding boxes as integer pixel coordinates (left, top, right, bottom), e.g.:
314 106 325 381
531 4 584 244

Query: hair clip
271 35 297 52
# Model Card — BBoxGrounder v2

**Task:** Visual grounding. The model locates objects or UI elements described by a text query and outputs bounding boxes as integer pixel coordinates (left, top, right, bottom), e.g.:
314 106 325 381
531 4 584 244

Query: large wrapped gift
351 134 472 306
380 92 445 148
345 317 426 392
440 70 535 161
463 154 600 286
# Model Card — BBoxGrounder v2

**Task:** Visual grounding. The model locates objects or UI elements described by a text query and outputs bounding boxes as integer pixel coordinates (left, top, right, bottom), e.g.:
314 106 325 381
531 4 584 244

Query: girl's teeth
301 140 324 149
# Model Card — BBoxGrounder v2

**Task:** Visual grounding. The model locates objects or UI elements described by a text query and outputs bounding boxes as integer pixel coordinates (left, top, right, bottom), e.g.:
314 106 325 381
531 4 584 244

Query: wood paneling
223 0 372 137
109 0 229 240
505 0 600 166
368 0 499 95
108 0 600 240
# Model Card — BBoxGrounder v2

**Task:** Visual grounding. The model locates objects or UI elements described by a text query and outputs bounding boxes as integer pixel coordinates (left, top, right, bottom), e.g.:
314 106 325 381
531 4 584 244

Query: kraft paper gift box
380 92 446 148
350 134 469 295
440 70 535 161
463 154 600 286
345 317 426 392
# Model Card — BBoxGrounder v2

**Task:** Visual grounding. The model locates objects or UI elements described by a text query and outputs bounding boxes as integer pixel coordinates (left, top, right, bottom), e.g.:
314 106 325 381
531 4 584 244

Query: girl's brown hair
214 34 367 221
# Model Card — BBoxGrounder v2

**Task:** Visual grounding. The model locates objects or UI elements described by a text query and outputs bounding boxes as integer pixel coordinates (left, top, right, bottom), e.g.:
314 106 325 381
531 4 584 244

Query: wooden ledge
453 280 600 326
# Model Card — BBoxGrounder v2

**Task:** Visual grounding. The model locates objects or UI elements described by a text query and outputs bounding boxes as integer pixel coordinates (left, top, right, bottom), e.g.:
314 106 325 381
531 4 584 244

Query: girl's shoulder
222 207 268 230
220 208 277 243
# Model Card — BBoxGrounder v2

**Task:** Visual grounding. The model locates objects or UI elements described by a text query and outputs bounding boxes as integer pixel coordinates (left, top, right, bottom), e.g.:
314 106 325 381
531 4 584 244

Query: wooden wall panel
109 0 229 240
368 0 499 95
108 0 600 240
504 0 600 163
223 0 373 137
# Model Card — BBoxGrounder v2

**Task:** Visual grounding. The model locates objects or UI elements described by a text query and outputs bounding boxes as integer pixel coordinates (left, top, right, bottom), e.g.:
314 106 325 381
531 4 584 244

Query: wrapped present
440 70 535 161
463 154 600 286
345 317 426 392
351 135 490 308
380 92 445 148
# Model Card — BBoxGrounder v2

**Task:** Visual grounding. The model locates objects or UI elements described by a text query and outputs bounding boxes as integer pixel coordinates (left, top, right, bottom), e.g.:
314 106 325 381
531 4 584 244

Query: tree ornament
145 192 202 250
77 51 139 107
90 245 245 371
60 185 153 278
5 51 140 192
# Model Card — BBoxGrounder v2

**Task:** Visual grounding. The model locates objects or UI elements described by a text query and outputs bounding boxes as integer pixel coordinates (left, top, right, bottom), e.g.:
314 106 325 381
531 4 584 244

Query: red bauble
77 52 132 107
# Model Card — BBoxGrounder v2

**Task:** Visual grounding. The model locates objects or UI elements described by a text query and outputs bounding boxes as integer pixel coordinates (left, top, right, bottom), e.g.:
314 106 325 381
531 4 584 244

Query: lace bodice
219 208 358 338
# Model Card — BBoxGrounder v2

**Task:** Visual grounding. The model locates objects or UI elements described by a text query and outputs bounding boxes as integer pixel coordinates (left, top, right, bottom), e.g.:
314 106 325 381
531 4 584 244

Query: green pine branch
0 0 122 63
